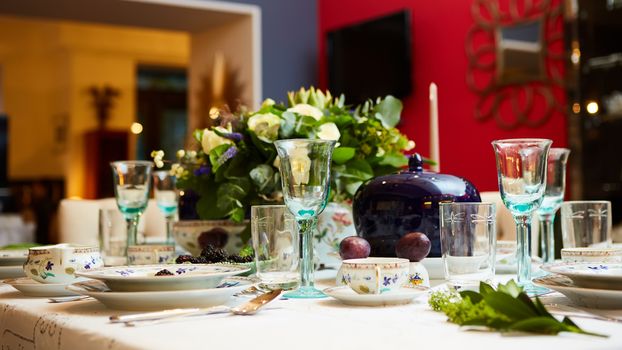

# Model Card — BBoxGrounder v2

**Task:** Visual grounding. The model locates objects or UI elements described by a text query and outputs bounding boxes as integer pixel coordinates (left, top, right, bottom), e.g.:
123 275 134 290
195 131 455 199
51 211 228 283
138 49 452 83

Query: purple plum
395 232 431 262
339 236 371 260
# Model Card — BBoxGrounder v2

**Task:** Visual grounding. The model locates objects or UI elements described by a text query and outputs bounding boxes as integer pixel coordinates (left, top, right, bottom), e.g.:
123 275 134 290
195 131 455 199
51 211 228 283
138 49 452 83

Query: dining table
1 270 621 350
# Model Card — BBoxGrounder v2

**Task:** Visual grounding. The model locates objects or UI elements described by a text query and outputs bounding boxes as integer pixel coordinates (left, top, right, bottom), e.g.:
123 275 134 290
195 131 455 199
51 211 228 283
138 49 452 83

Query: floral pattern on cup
405 261 430 288
561 248 622 264
23 244 103 284
340 258 409 294
127 245 175 266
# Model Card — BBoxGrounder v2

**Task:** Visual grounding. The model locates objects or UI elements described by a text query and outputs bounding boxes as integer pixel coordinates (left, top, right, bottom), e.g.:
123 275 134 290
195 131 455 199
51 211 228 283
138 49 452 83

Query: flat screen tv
327 10 412 105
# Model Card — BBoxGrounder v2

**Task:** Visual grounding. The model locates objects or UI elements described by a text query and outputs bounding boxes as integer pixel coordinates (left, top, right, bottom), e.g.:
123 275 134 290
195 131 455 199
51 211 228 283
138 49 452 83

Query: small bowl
172 220 248 256
24 244 103 284
561 247 622 263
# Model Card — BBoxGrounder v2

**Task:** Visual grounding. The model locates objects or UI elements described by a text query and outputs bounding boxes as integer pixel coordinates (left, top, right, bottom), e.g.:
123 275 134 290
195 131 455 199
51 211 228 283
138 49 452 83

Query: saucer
533 274 622 309
541 262 622 290
75 264 250 292
66 277 254 311
4 277 79 297
0 265 26 279
323 286 428 306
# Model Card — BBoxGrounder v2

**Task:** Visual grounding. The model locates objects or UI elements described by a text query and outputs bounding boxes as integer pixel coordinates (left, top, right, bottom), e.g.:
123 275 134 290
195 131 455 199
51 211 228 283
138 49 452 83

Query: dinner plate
0 250 28 266
541 262 622 290
323 286 428 306
0 265 25 279
4 277 79 297
66 277 255 311
75 264 250 292
533 274 622 309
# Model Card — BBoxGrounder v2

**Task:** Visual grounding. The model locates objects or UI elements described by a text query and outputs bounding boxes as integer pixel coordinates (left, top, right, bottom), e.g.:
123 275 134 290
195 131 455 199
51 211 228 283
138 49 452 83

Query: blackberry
200 245 228 263
155 269 174 276
227 254 253 263
175 255 194 264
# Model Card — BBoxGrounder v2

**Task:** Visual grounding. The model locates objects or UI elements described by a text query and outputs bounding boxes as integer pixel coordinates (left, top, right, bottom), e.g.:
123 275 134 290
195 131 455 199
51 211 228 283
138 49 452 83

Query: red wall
318 0 567 192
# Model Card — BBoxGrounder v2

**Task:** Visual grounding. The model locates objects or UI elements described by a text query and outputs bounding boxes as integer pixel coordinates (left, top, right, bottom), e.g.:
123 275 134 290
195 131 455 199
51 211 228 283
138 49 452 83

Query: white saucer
66 277 255 311
323 286 428 306
4 277 79 297
0 265 25 279
533 274 622 309
541 262 622 290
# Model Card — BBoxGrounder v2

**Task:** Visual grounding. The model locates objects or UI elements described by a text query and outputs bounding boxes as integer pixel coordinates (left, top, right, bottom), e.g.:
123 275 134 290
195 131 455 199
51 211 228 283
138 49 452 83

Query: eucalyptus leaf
279 111 296 138
372 95 402 128
250 164 275 193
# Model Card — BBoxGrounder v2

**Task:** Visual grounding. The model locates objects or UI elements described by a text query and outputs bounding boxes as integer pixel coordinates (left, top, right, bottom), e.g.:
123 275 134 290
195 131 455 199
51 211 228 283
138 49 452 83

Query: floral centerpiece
152 87 415 224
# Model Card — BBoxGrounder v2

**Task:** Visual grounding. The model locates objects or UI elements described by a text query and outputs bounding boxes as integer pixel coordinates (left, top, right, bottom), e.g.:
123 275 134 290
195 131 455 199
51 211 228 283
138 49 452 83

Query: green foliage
428 280 607 337
156 86 416 222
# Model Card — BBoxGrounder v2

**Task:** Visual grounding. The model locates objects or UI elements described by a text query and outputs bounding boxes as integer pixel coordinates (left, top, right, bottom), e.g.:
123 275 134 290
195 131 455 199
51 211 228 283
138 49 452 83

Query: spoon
110 289 282 326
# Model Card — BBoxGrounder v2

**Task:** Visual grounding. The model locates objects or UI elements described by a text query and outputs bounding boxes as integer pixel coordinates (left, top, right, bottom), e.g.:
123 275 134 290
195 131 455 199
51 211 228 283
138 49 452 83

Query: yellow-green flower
317 122 340 141
201 129 232 154
287 103 323 120
247 113 281 142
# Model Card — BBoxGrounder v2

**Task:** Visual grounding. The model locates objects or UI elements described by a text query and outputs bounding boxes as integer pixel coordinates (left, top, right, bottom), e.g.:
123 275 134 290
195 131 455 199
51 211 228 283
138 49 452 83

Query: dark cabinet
84 130 128 199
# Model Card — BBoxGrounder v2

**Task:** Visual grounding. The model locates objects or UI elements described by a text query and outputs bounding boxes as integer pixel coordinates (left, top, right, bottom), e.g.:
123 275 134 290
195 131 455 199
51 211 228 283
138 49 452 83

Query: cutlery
546 303 622 323
109 289 282 326
48 295 92 303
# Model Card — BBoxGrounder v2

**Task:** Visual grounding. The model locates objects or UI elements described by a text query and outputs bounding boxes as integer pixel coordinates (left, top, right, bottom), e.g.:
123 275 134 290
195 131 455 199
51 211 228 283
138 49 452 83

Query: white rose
287 103 324 120
201 128 233 154
247 113 281 141
317 122 341 141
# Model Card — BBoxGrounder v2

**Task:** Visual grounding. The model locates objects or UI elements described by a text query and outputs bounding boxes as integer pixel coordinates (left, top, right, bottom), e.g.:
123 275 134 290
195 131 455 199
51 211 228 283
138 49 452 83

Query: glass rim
110 160 154 167
439 201 495 206
273 138 337 145
251 204 288 209
561 200 611 205
491 138 552 145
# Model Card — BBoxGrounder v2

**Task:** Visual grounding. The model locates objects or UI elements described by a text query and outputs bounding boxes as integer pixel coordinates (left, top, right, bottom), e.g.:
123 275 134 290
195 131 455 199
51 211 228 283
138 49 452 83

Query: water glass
153 170 178 245
251 205 299 291
561 201 612 248
99 209 127 266
440 202 496 290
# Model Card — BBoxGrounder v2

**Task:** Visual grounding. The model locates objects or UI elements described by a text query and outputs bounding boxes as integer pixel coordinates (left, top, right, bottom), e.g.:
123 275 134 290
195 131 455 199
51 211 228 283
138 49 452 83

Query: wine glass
274 139 336 298
537 148 570 264
491 139 551 292
110 161 153 259
153 170 179 245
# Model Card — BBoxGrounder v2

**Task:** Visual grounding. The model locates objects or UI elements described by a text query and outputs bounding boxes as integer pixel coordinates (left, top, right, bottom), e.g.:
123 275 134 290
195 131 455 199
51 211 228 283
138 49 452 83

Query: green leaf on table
372 95 402 128
483 291 537 321
478 281 496 297
496 279 523 298
459 290 483 304
332 147 356 165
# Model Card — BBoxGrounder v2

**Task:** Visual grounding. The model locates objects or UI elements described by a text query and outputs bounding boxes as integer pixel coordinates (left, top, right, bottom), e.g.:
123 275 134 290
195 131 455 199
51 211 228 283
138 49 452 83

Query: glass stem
539 214 555 264
125 215 139 257
298 216 317 289
165 214 176 245
514 214 532 284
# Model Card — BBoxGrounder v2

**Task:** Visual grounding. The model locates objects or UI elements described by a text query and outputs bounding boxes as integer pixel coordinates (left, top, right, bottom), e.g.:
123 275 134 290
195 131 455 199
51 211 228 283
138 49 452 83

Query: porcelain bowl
24 244 103 284
172 220 248 256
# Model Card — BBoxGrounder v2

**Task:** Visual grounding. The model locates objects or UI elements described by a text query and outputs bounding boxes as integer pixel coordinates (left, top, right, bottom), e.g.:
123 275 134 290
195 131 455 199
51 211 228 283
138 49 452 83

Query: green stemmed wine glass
274 139 336 298
537 148 570 264
110 161 153 261
153 170 179 245
492 139 551 294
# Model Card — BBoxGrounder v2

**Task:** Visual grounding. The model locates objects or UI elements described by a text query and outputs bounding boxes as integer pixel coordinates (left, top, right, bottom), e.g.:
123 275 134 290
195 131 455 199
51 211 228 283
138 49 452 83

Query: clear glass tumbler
251 205 299 291
440 202 496 290
561 201 612 248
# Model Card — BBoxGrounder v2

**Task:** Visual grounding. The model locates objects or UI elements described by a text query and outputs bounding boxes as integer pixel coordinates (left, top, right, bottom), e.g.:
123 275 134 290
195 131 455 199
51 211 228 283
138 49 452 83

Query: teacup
340 257 409 294
24 244 103 284
561 247 622 263
127 244 175 265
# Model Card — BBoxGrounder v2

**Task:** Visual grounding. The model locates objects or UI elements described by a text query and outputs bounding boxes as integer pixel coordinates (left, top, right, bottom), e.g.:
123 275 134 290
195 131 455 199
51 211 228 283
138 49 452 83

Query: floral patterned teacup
340 257 409 294
127 244 175 265
23 244 103 284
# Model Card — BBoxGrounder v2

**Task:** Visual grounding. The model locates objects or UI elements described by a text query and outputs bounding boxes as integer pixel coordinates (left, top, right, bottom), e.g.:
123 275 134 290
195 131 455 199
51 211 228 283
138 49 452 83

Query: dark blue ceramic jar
352 153 481 258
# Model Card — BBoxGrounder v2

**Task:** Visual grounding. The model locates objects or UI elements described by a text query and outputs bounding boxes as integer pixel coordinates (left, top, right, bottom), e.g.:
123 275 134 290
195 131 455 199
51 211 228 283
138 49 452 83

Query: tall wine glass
153 170 178 245
537 148 570 264
492 139 551 292
110 161 153 258
274 139 336 298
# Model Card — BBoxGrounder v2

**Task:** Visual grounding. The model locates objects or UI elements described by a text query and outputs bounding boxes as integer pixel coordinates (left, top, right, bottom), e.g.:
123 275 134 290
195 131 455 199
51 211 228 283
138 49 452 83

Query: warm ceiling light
572 102 581 114
586 101 599 115
130 122 143 134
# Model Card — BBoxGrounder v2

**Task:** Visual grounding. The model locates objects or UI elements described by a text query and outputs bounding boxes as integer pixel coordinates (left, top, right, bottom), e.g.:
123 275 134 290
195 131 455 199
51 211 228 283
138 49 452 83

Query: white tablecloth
1 272 622 350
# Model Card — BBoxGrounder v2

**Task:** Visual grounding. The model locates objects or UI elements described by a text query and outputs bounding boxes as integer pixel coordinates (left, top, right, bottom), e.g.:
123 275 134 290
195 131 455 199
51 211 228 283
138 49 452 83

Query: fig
395 232 431 262
339 236 371 260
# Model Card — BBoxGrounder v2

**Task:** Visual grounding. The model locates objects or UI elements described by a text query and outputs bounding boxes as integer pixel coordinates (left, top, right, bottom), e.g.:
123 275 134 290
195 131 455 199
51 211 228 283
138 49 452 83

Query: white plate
0 265 25 279
533 274 622 309
323 286 428 306
4 277 79 297
420 258 443 279
66 277 254 311
0 250 28 266
541 262 622 290
75 264 250 292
